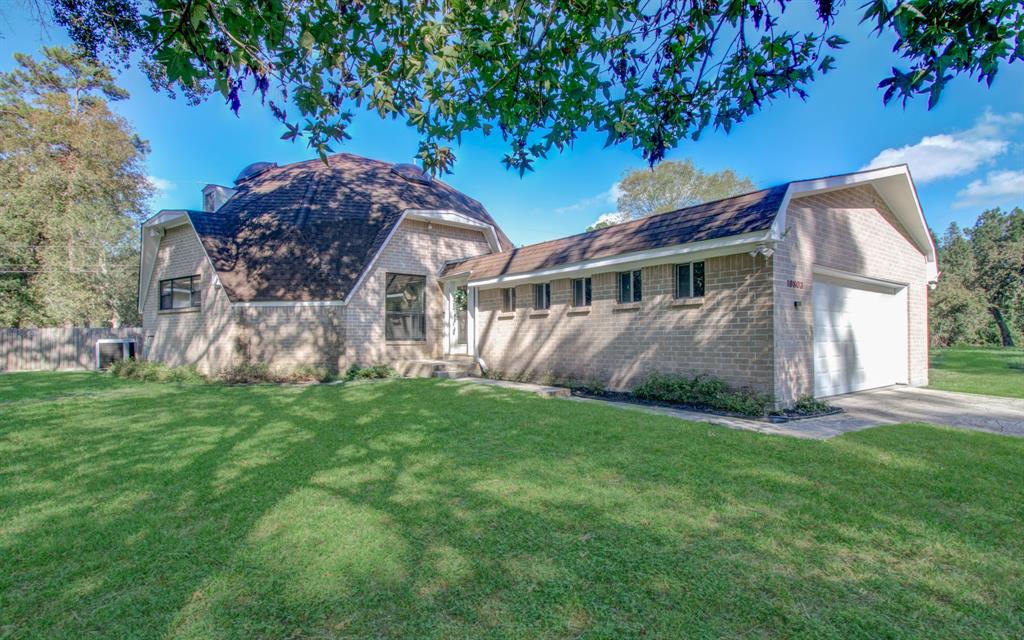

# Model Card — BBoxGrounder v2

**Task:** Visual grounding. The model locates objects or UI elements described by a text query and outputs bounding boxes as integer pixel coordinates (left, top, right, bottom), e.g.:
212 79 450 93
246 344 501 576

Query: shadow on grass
1 375 1022 638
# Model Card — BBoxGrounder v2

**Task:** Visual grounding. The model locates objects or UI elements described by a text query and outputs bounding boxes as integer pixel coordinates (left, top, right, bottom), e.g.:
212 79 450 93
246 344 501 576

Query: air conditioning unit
95 339 137 370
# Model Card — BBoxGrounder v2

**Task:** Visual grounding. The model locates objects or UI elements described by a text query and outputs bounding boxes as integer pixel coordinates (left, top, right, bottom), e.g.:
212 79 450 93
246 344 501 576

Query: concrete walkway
455 377 1024 440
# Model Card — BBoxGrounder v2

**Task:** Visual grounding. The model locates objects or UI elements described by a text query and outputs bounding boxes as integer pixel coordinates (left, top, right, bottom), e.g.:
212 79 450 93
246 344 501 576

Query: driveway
565 385 1024 440
826 386 1024 437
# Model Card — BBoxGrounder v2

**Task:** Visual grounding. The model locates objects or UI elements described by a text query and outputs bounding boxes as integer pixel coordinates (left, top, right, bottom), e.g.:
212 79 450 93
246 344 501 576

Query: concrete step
395 358 481 379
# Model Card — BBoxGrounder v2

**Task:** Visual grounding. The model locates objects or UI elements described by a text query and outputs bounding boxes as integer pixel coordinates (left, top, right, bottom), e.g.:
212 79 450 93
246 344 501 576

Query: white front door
812 275 909 397
444 282 469 355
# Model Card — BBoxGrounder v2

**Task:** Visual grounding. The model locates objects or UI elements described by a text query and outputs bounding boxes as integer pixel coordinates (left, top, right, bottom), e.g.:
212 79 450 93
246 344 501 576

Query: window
159 275 201 310
501 287 517 313
385 273 426 341
675 261 706 299
534 283 551 310
618 269 642 303
571 277 592 307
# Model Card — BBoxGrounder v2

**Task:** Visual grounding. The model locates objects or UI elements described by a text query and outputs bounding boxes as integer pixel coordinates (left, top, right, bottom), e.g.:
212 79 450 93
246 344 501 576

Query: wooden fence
0 328 144 372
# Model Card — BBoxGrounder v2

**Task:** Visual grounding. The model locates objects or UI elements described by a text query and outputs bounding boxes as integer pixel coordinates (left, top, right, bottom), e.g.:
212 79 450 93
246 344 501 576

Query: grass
2 372 1023 639
930 346 1024 398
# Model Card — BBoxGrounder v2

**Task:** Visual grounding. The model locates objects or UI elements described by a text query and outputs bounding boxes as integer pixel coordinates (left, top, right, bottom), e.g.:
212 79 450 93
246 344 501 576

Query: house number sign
787 279 805 289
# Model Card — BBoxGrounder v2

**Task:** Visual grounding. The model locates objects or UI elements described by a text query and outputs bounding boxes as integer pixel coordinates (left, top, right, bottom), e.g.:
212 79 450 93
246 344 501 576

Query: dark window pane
385 273 426 341
534 283 550 309
676 263 691 298
693 261 705 297
618 272 631 303
171 277 192 308
585 277 592 305
632 270 642 302
572 279 582 307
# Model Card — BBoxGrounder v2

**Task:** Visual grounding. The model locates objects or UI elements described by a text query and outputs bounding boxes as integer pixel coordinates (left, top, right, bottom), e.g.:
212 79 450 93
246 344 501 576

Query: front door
445 283 469 355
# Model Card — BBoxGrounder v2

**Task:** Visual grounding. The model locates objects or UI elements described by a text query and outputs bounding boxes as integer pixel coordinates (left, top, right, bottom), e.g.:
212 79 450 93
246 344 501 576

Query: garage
812 273 909 397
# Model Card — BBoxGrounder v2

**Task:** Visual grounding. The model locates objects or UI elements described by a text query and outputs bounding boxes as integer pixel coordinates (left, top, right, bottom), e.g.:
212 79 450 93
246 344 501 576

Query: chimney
202 184 237 212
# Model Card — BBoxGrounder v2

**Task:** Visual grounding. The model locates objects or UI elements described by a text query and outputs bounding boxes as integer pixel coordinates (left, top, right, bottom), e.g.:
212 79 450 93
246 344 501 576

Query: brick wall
772 184 930 402
142 223 238 374
144 218 492 374
475 254 775 392
345 219 492 365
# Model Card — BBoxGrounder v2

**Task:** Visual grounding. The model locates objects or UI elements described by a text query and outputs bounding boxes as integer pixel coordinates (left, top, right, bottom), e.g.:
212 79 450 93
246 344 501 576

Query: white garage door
813 275 908 397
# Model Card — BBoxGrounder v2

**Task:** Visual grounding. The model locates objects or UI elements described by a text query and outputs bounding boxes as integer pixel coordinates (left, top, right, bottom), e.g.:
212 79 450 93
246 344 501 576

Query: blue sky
1 6 1021 246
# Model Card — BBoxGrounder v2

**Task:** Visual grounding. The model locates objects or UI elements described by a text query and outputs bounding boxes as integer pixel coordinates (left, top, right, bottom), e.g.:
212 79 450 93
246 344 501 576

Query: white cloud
862 111 1023 183
954 169 1024 208
555 182 621 214
147 175 176 193
586 211 630 229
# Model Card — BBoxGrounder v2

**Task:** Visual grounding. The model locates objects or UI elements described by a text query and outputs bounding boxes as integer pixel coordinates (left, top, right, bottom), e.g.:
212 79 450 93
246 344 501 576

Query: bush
343 364 398 381
793 395 833 415
108 359 206 384
634 372 772 417
281 365 335 384
217 362 278 384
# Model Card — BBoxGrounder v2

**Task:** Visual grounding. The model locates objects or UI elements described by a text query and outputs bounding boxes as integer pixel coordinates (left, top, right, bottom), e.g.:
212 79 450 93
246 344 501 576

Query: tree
43 0 1023 174
968 207 1024 346
585 159 754 231
619 160 755 219
0 47 152 328
929 210 1024 347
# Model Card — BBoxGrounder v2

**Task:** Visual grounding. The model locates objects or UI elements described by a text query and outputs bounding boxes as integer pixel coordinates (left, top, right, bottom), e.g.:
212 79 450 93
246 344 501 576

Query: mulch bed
570 389 842 423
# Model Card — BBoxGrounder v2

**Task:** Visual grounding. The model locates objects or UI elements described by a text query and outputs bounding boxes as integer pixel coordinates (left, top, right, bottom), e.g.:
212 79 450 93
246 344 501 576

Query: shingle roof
442 184 789 281
187 153 511 303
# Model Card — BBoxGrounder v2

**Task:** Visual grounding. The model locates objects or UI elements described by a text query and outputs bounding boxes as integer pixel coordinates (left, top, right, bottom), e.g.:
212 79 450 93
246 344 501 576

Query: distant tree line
931 207 1024 347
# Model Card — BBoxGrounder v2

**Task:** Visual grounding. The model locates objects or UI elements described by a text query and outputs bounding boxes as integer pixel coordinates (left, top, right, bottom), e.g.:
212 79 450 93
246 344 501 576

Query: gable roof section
183 154 511 303
443 184 788 282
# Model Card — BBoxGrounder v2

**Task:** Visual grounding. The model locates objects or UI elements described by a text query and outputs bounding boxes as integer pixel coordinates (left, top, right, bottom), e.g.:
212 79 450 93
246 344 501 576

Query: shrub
281 365 335 384
634 372 772 417
217 362 278 385
343 364 398 381
793 395 833 414
108 359 206 383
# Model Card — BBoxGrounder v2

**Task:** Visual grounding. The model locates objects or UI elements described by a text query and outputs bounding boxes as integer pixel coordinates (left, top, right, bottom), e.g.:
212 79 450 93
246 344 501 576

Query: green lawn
2 373 1022 639
930 346 1024 398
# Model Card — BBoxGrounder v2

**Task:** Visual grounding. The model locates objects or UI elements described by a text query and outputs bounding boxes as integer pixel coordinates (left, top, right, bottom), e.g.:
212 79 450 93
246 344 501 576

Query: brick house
140 155 937 405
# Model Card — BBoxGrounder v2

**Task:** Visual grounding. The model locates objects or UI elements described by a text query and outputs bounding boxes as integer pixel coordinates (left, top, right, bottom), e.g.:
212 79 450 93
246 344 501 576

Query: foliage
929 346 1024 399
633 372 773 416
343 364 398 381
107 359 206 383
5 372 1023 638
931 208 1024 347
43 1 1023 174
587 160 755 231
792 395 834 415
217 362 279 385
0 46 151 328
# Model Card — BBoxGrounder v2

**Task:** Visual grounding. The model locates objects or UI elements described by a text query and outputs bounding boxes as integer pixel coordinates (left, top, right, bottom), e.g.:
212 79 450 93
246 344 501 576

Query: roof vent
391 163 432 185
234 161 278 184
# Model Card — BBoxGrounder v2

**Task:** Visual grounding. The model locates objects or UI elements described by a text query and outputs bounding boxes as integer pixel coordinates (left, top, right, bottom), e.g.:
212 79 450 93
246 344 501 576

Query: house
139 154 937 405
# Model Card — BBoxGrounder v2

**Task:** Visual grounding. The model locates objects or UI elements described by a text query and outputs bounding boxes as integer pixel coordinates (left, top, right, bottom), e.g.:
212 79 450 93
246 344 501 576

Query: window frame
571 277 592 307
501 287 517 313
674 261 706 299
533 282 551 310
618 269 642 303
158 275 202 311
384 272 427 342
